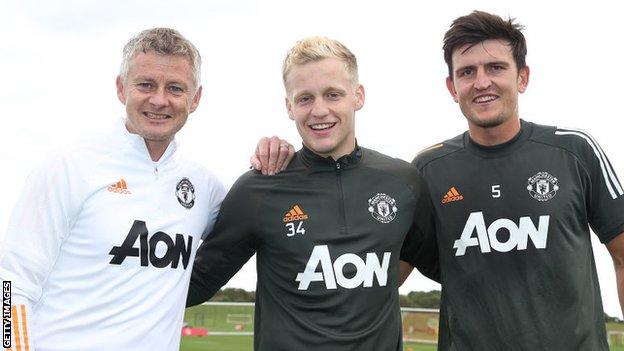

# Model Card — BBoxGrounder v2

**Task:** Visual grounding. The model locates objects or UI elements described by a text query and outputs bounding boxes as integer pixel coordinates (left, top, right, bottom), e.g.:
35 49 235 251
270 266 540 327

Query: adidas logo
283 204 309 222
108 179 131 194
442 187 463 204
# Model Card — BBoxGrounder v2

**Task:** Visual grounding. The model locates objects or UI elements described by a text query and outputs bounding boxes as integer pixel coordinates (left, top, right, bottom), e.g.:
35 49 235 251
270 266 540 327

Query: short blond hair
119 28 201 90
282 36 358 89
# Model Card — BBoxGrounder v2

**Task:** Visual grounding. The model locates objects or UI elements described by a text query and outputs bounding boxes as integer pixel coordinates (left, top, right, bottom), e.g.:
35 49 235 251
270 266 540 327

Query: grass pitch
181 335 251 351
181 305 624 350
180 336 435 351
180 335 624 351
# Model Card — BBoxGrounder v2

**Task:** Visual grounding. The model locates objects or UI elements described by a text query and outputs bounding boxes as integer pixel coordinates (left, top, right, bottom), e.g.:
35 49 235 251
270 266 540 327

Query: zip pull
335 162 341 171
154 165 159 179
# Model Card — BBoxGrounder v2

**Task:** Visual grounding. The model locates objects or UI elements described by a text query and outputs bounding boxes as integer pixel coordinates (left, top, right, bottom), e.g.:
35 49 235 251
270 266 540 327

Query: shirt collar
116 117 178 166
464 119 533 158
299 141 362 168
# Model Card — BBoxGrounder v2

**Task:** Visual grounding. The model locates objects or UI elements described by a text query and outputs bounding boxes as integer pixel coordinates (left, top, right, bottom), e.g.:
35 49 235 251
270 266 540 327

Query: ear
116 76 126 104
446 76 459 103
285 96 294 121
354 84 365 111
189 85 202 113
517 66 530 93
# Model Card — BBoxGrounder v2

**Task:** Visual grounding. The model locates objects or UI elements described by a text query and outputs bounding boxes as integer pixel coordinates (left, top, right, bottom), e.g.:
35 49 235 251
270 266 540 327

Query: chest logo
368 193 397 223
442 186 463 204
454 212 550 256
296 245 391 290
527 172 559 202
107 178 131 195
109 220 193 269
283 204 309 222
176 178 195 209
283 204 308 237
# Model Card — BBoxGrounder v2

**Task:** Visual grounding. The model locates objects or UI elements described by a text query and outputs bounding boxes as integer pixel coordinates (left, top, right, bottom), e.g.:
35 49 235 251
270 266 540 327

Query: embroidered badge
176 178 195 209
527 172 559 202
368 193 398 223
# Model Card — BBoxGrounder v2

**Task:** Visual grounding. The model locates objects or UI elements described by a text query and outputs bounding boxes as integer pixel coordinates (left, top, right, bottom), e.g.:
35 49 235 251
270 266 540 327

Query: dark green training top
413 120 624 351
187 145 439 351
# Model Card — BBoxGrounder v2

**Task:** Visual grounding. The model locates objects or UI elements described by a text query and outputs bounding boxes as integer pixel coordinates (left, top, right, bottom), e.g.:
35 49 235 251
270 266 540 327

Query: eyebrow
292 86 347 99
455 61 510 73
292 90 311 100
132 76 189 87
132 76 156 82
486 61 511 67
323 86 347 94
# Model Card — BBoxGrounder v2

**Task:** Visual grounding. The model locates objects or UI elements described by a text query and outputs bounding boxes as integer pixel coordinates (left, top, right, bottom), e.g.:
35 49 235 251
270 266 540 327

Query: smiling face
285 58 364 160
116 52 202 160
446 39 529 141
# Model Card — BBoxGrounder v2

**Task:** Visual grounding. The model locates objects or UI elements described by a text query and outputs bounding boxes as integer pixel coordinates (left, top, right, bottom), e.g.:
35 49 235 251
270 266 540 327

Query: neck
468 118 521 146
305 140 356 161
145 139 170 162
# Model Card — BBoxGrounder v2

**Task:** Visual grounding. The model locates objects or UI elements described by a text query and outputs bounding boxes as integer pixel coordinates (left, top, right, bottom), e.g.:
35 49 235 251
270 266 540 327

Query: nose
148 88 169 107
310 99 330 118
474 68 492 90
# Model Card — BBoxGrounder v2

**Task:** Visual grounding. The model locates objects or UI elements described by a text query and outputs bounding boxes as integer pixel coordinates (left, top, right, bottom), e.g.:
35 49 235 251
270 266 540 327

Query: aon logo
454 212 550 256
295 245 391 290
109 220 193 269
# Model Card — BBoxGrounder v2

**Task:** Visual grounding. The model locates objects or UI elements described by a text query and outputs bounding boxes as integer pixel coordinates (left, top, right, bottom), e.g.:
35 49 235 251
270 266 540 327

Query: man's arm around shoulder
187 173 259 307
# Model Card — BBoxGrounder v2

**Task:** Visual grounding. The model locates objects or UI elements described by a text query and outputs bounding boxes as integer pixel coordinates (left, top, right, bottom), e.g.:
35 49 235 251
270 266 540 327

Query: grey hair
119 28 201 90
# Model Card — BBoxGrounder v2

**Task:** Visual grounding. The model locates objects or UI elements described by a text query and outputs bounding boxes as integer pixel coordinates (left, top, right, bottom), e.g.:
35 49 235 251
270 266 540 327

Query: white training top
0 119 226 351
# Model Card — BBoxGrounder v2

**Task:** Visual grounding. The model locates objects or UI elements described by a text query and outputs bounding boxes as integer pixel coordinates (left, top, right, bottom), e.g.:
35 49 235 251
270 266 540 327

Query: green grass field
608 322 624 351
185 303 255 332
181 335 251 351
180 336 436 351
181 305 624 350
609 322 624 331
180 335 624 351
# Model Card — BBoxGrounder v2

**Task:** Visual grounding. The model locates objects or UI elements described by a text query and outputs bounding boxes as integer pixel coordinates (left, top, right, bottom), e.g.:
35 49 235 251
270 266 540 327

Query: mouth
472 94 499 104
309 122 336 131
143 112 172 120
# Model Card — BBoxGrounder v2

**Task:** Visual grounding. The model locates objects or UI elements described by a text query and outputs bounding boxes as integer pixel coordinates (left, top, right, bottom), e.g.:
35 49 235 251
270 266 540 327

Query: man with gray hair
0 28 290 350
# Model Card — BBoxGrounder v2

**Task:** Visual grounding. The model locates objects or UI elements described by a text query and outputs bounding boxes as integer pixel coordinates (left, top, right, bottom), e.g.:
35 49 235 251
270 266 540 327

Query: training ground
180 302 624 351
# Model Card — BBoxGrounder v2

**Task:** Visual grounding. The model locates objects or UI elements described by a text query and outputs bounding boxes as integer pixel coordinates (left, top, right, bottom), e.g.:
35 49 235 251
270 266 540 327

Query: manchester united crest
368 193 398 223
527 172 559 202
176 178 195 209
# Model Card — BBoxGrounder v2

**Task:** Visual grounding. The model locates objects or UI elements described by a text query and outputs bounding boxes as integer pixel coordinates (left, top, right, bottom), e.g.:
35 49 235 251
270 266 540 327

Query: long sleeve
187 172 259 306
0 152 86 350
400 170 440 282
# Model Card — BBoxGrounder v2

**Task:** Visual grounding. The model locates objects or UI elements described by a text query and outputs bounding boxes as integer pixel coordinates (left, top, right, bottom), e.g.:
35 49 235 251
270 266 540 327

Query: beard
465 113 509 128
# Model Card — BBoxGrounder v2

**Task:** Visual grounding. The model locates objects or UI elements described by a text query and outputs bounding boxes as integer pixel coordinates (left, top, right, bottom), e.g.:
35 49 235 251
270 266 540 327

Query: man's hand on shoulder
250 136 295 175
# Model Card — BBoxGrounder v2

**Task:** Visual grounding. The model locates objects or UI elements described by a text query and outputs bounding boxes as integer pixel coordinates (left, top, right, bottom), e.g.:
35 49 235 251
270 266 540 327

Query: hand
250 136 295 175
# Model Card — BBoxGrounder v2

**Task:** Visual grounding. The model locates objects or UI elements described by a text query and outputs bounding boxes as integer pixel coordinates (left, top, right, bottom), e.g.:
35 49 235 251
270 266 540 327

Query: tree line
210 288 440 308
209 288 622 323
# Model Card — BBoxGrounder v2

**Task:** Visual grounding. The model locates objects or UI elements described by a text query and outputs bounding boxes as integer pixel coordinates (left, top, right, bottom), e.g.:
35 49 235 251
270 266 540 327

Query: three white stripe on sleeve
555 128 623 200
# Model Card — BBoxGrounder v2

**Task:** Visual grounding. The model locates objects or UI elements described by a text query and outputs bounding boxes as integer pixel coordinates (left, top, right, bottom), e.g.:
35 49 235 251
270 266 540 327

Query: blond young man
187 37 439 350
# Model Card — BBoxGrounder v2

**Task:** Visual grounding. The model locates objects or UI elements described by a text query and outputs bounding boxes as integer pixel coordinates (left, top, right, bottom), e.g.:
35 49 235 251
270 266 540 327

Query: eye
326 92 342 100
458 68 473 78
136 82 153 90
296 95 312 105
168 85 185 95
